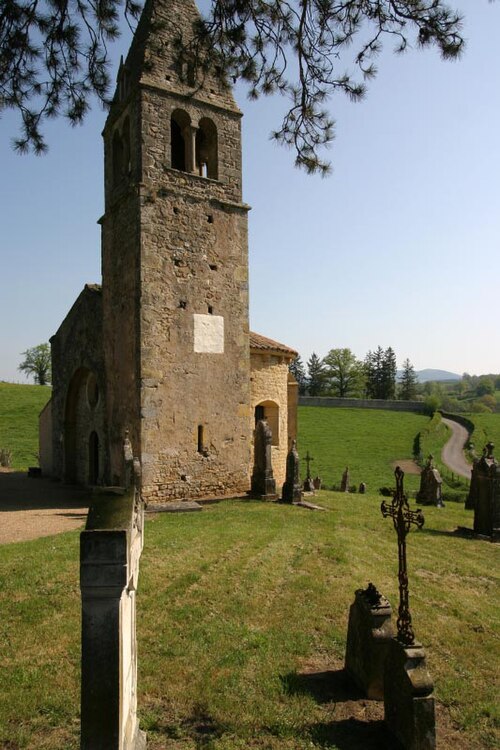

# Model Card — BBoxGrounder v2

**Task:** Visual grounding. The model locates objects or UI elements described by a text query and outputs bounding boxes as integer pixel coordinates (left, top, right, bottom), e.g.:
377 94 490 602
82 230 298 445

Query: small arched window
196 118 218 179
255 401 279 446
171 109 191 172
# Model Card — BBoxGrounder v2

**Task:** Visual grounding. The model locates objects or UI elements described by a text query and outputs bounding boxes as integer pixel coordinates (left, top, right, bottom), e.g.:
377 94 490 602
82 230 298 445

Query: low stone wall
299 397 428 413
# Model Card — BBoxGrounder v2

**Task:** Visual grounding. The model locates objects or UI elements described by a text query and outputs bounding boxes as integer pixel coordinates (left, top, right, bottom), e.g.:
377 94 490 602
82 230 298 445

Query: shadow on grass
281 669 401 750
420 526 475 539
281 669 363 704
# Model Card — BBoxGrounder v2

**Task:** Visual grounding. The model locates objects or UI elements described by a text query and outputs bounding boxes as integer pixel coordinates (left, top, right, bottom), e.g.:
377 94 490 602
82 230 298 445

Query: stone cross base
344 586 393 700
384 639 435 750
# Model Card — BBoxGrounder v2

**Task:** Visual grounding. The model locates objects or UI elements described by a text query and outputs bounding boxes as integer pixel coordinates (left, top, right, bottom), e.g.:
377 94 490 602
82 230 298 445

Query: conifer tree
307 353 325 396
289 355 307 396
399 359 419 400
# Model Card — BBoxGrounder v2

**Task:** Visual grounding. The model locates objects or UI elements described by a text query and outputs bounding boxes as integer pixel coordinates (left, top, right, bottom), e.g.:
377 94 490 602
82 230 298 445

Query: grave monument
251 420 278 499
417 455 443 507
471 443 500 539
340 466 350 493
381 467 435 750
282 440 302 503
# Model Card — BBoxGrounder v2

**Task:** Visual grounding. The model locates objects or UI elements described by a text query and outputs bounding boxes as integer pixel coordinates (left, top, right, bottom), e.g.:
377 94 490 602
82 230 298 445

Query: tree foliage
2 0 465 168
18 343 52 385
323 347 364 397
364 346 396 399
289 354 307 395
307 352 325 396
399 358 418 400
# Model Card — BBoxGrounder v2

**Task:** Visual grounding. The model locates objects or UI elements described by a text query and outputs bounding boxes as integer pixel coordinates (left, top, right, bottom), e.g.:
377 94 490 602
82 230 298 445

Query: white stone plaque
193 314 224 353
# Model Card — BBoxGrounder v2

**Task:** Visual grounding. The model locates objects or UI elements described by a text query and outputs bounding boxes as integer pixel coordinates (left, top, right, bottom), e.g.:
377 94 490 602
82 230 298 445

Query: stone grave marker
381 467 435 750
359 482 367 494
313 475 322 490
471 443 500 539
340 466 350 492
251 419 278 499
416 455 443 507
80 435 146 750
345 582 393 700
302 450 315 492
282 440 302 503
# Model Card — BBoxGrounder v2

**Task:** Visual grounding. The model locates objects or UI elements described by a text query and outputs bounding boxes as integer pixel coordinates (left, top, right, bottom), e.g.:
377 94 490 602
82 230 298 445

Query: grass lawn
1 494 498 750
298 407 442 495
0 382 51 469
468 412 500 455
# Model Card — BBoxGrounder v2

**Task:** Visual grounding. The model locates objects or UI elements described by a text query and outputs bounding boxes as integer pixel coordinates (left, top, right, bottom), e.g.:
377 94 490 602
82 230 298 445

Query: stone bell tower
100 0 252 499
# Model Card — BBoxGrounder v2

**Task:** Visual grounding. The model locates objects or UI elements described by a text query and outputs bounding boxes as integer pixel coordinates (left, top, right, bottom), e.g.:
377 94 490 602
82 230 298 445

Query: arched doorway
254 401 279 446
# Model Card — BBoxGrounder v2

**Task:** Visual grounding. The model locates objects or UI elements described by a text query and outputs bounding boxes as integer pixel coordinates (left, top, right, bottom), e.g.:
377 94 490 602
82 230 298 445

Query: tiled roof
249 331 297 357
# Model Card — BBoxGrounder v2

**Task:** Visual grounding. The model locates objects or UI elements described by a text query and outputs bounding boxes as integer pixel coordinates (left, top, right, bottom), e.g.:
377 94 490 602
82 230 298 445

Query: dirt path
0 471 91 545
441 418 472 479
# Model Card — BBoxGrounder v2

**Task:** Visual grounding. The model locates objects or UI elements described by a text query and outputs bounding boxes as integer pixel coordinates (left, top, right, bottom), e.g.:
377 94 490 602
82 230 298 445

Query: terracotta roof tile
249 331 297 357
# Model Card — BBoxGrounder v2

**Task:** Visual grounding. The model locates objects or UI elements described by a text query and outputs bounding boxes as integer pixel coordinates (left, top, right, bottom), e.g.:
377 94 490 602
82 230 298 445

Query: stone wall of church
50 286 107 482
250 353 292 488
136 89 251 502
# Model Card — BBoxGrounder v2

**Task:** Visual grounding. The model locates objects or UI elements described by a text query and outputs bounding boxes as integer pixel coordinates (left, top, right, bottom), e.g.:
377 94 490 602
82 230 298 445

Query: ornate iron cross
381 467 424 646
303 450 314 480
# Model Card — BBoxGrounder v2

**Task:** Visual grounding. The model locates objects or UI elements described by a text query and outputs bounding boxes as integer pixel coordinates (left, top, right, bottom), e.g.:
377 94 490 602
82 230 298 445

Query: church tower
100 0 252 498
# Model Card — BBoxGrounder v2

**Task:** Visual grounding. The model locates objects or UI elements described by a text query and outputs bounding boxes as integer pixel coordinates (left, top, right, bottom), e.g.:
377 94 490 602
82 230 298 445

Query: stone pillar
80 488 146 750
345 584 393 700
384 639 435 750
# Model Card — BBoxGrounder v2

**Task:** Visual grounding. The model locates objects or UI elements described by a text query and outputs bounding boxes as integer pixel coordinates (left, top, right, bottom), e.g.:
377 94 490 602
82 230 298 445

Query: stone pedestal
80 488 146 750
384 639 435 750
345 585 393 700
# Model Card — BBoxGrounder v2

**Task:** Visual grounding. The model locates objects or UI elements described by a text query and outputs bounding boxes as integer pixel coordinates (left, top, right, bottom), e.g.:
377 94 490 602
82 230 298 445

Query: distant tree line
290 351 500 414
289 347 418 401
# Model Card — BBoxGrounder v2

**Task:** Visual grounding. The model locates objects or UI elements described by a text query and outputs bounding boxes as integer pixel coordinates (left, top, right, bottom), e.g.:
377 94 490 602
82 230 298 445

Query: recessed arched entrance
64 368 102 484
254 400 279 446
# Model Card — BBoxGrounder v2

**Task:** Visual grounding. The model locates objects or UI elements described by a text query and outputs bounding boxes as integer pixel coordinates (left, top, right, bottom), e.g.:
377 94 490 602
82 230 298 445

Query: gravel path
441 418 472 479
0 471 90 545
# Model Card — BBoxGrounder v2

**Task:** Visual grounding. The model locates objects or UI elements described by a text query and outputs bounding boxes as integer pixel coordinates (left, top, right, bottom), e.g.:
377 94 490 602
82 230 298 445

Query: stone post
281 440 302 503
80 461 146 749
251 419 277 499
384 639 435 750
345 583 393 700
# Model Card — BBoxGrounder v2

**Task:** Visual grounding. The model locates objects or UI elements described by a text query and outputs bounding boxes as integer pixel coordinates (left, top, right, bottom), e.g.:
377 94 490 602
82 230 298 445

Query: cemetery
0 1 499 747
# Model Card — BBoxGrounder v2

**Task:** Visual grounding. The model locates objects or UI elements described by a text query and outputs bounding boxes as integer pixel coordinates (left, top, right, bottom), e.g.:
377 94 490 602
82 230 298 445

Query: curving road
441 418 472 479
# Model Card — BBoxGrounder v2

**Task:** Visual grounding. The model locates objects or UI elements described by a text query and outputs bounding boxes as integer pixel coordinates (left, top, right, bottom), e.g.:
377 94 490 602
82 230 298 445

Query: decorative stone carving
345 583 393 700
282 440 302 503
251 419 277 499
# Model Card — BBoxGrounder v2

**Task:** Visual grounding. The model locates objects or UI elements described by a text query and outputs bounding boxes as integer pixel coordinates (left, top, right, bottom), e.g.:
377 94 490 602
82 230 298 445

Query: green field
0 495 498 750
298 406 440 494
468 412 500 456
0 382 51 469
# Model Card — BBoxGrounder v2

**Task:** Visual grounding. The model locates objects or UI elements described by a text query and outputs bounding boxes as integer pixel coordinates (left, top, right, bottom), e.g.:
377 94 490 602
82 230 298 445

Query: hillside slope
0 383 51 469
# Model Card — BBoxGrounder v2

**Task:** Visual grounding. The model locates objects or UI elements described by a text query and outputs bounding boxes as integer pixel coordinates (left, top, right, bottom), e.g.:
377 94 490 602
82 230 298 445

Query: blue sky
1 0 499 383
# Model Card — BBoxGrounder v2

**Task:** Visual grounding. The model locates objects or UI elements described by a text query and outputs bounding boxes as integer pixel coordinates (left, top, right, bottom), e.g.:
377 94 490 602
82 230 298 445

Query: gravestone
313 476 322 490
381 468 435 750
251 419 278 499
282 440 302 503
359 482 367 494
302 450 315 492
340 466 350 492
417 455 443 507
80 436 146 750
465 454 480 510
472 443 500 539
345 583 393 700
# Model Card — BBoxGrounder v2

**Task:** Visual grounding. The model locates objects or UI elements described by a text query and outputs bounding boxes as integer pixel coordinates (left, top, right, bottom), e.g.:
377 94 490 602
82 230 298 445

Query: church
39 0 298 502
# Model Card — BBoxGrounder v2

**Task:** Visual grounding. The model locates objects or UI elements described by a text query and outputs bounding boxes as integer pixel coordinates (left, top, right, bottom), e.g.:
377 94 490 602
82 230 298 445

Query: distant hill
416 369 461 383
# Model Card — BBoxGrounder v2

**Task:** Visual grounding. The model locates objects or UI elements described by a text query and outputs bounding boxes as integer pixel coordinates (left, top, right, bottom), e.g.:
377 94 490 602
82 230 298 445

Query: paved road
441 418 472 479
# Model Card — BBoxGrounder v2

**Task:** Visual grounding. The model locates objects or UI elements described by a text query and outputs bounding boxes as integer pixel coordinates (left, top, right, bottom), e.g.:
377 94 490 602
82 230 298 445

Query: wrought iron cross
381 467 424 646
303 451 314 480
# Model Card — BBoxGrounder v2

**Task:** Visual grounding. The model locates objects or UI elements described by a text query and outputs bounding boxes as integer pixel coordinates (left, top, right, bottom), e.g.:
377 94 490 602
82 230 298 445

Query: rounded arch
254 400 279 446
171 108 192 172
196 117 218 179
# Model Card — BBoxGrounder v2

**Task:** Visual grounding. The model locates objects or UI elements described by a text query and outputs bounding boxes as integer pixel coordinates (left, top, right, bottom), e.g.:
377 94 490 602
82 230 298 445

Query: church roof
249 332 297 358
